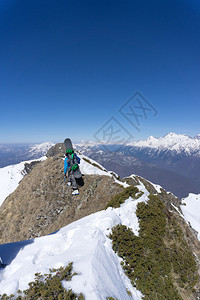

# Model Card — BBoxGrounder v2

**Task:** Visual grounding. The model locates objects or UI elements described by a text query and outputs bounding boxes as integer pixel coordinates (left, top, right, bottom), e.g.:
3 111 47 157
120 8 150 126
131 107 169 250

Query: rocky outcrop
0 155 123 244
23 161 41 174
46 143 65 157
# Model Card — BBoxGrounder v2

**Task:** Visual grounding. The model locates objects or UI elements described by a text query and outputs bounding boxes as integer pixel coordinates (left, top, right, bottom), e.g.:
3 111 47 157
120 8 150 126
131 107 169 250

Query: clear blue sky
0 0 200 143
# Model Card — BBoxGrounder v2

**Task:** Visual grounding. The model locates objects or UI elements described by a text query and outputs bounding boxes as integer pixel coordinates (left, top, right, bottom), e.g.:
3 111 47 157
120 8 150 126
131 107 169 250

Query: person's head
66 149 74 156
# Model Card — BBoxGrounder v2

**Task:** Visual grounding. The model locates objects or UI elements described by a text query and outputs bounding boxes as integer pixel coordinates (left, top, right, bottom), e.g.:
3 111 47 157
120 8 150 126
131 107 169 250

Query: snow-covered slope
0 157 46 207
181 193 200 241
128 133 200 157
0 181 148 299
79 153 109 176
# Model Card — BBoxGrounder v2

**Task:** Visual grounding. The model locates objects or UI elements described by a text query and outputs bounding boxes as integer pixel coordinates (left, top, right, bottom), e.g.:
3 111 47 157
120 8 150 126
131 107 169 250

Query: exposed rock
46 143 65 157
23 161 41 174
121 176 140 187
0 156 123 244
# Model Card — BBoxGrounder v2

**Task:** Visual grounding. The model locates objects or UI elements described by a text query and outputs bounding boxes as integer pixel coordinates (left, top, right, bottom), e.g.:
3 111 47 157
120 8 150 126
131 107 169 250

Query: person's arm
64 158 68 174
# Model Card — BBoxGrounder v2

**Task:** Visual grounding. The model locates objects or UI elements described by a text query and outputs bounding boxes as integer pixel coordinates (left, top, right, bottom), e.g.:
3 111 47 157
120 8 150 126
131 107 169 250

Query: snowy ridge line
129 174 164 195
0 184 149 299
0 156 46 207
78 153 109 175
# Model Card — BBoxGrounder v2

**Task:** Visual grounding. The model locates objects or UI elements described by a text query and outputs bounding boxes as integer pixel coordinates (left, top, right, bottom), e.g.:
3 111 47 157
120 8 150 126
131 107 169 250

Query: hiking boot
72 189 79 195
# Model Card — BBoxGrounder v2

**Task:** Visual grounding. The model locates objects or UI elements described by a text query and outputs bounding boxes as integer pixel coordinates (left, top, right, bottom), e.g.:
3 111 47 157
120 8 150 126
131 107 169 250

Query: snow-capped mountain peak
128 132 200 156
144 135 158 145
28 142 55 157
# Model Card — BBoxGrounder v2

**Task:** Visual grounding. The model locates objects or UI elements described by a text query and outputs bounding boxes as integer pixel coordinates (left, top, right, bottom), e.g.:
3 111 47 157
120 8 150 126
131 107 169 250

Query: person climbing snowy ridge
64 138 83 195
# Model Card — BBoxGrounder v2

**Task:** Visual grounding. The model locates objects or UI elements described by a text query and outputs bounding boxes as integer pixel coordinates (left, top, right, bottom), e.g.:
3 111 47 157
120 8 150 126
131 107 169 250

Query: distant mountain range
76 133 200 198
128 132 200 157
0 142 54 168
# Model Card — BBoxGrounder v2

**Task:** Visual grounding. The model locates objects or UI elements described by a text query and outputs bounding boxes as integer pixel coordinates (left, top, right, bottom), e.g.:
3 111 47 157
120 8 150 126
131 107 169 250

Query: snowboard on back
64 138 73 150
64 138 84 182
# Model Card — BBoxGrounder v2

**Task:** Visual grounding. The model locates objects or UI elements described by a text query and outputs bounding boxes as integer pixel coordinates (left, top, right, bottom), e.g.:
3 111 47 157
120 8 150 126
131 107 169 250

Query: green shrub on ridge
109 195 199 300
105 186 140 209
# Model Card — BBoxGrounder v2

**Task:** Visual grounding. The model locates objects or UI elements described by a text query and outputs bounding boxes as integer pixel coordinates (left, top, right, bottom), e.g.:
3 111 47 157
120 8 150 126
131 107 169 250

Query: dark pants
68 171 78 189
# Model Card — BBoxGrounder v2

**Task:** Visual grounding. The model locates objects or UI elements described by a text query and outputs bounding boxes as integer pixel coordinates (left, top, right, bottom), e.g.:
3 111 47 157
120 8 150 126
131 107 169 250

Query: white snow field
181 193 200 241
0 181 148 299
0 157 46 207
